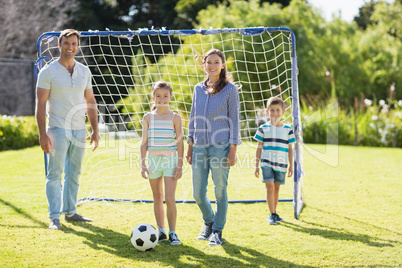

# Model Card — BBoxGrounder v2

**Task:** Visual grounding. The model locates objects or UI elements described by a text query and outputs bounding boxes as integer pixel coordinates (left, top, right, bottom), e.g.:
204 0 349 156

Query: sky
307 0 394 22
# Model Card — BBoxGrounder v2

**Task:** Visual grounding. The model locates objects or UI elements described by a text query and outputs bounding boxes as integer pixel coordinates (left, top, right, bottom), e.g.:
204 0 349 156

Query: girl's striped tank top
148 114 177 156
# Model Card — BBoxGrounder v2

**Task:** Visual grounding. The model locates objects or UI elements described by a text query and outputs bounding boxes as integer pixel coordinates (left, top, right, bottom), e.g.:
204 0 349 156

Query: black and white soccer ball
130 223 158 252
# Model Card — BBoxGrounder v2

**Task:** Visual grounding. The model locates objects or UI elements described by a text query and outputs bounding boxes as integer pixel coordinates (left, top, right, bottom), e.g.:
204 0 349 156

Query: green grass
0 144 401 267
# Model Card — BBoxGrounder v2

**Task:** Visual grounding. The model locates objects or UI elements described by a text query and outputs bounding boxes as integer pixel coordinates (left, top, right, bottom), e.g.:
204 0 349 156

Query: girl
140 81 184 246
186 49 241 246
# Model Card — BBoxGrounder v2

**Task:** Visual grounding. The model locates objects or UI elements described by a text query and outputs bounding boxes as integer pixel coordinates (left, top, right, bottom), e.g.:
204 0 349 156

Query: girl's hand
141 166 149 179
186 146 193 165
254 167 260 178
227 147 237 166
173 166 182 181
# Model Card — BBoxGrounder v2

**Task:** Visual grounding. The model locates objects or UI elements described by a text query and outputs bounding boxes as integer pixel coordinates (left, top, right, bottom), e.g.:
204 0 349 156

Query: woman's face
204 53 225 79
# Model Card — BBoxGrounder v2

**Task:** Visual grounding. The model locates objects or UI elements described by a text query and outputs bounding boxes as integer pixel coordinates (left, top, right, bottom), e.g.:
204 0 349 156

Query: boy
254 97 296 224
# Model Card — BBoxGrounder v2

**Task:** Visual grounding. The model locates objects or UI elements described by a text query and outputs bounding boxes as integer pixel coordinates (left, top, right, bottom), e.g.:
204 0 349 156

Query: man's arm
84 88 99 151
35 87 51 154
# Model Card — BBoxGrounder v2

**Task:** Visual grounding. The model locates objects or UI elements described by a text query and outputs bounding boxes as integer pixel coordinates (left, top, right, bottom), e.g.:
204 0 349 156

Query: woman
186 48 240 246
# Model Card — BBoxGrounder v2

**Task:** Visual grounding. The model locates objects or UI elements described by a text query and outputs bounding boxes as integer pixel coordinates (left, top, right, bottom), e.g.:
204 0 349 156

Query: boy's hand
173 166 182 181
254 167 260 178
141 166 149 179
288 165 293 177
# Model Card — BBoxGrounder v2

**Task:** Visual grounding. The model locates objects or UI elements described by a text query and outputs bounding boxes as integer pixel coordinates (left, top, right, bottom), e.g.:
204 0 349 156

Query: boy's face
266 104 284 125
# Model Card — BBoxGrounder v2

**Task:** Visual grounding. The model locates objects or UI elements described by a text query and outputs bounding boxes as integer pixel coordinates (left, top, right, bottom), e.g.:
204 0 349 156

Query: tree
354 0 376 30
0 0 77 59
358 0 402 100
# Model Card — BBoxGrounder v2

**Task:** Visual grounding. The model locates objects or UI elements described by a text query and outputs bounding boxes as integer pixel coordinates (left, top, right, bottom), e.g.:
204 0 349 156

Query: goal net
36 27 304 218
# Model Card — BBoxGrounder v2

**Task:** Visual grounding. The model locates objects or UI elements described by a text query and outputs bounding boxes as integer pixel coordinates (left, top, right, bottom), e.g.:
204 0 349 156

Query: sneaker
268 214 277 225
208 230 223 246
49 218 62 230
197 222 213 240
158 232 167 243
274 213 283 222
65 213 92 222
169 233 181 246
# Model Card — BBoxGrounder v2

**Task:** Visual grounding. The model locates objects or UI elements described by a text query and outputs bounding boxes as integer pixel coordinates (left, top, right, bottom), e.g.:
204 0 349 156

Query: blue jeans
46 127 86 219
192 141 230 231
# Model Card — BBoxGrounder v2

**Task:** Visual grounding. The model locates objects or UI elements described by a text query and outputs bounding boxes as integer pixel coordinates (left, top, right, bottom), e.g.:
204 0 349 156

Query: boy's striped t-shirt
253 123 296 173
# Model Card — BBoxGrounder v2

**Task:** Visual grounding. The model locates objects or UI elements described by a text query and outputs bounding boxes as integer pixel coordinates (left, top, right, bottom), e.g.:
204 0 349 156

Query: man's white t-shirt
36 60 92 130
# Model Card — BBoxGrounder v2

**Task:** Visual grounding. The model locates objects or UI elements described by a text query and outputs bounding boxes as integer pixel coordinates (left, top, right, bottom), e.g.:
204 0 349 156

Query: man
35 29 99 230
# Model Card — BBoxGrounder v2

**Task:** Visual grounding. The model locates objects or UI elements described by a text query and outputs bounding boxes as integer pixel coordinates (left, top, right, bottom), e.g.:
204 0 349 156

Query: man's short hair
58 29 80 45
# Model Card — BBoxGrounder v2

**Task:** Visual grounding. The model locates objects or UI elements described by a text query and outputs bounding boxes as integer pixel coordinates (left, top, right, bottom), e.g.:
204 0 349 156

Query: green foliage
300 95 402 147
194 0 402 104
0 115 39 151
353 0 375 30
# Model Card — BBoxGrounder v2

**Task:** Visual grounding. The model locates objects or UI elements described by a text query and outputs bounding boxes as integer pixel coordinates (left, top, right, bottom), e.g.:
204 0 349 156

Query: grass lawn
0 143 400 267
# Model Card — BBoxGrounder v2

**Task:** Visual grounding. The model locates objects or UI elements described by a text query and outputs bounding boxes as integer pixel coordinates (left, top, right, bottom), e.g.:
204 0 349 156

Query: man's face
59 35 78 59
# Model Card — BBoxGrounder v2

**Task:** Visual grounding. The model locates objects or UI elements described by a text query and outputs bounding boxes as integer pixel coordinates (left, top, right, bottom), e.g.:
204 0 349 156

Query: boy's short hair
58 29 80 45
266 96 284 109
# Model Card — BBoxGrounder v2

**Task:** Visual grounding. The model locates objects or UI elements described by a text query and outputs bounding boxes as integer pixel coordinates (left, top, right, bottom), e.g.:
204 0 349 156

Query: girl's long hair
202 49 232 94
151 81 173 111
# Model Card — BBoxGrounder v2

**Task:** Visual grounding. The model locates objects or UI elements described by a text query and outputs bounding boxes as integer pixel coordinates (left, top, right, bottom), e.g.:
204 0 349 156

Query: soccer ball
130 223 158 252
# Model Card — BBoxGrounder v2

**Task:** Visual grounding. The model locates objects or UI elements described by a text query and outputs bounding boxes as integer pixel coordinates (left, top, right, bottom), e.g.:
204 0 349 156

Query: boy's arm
255 141 263 178
288 143 294 177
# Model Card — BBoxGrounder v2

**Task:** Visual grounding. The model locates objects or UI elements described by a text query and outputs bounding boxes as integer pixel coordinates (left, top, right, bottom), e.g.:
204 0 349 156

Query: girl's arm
288 143 294 177
173 114 184 181
255 141 263 178
140 114 150 179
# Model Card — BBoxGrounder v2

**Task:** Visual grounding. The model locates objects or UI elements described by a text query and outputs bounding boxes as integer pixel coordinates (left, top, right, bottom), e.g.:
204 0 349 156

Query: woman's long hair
202 49 232 94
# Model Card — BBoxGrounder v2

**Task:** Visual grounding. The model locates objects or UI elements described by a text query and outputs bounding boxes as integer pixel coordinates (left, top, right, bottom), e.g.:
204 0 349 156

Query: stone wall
0 58 35 116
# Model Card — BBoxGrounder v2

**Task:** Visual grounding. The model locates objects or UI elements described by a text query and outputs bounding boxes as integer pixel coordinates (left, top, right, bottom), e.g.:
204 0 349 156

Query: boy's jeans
46 127 86 219
192 141 230 231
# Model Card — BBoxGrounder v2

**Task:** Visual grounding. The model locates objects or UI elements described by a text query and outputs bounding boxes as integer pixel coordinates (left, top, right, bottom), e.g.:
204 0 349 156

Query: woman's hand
227 145 237 166
186 143 193 165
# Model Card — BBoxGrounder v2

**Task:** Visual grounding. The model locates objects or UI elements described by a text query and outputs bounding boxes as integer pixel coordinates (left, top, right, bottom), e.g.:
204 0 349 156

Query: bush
300 96 402 148
0 115 39 151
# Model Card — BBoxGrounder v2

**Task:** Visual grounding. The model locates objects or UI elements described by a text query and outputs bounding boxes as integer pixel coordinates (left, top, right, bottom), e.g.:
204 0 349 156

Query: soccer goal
36 27 305 219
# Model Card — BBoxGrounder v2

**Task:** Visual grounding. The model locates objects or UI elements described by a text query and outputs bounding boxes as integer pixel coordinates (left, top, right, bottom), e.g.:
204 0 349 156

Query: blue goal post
36 27 305 219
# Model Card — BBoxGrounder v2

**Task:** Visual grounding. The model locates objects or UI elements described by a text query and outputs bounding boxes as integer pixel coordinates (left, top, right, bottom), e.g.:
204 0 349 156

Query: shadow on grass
221 240 314 268
66 221 306 267
282 207 400 248
311 206 402 236
0 198 47 229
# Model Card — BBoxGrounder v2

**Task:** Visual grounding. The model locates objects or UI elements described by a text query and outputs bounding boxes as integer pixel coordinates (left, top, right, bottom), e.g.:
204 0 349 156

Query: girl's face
267 104 284 126
152 87 172 108
204 53 225 79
